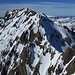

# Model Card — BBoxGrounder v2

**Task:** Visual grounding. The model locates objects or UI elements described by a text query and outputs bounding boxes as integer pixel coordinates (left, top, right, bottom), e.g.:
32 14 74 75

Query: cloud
0 2 75 17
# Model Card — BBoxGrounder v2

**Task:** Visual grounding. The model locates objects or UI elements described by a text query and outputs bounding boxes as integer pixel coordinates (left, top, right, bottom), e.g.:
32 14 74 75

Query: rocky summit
0 8 75 75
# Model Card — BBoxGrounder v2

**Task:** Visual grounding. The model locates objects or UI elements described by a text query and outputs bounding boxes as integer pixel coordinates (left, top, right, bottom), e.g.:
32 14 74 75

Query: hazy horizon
0 1 75 17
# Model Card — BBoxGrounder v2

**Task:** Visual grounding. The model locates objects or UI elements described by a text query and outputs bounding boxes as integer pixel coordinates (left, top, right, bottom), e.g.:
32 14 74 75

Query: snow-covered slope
0 8 75 75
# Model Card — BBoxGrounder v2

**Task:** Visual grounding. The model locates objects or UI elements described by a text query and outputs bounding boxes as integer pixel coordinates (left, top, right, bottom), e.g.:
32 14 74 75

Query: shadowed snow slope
0 8 75 75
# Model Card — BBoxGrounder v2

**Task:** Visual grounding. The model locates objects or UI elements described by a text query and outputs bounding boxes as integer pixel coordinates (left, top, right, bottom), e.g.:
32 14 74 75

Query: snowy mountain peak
0 8 75 75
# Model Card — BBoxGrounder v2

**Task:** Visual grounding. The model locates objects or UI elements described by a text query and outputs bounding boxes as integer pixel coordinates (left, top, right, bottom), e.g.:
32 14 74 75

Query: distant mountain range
0 17 3 18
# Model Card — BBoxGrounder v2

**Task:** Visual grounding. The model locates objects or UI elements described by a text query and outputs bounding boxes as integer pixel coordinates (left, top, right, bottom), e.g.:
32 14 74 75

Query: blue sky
0 0 75 4
0 0 75 17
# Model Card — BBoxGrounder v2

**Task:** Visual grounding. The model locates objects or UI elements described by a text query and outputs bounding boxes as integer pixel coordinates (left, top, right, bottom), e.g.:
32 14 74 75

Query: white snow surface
39 52 51 75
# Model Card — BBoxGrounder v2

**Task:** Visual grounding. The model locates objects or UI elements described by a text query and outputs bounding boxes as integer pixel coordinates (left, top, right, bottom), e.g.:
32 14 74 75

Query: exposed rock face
0 8 75 75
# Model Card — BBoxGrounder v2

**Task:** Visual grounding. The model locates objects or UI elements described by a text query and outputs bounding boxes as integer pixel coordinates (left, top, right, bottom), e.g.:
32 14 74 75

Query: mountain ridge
0 8 75 75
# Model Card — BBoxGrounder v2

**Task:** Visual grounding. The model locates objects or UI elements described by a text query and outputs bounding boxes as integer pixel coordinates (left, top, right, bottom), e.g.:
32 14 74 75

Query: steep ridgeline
0 8 75 75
